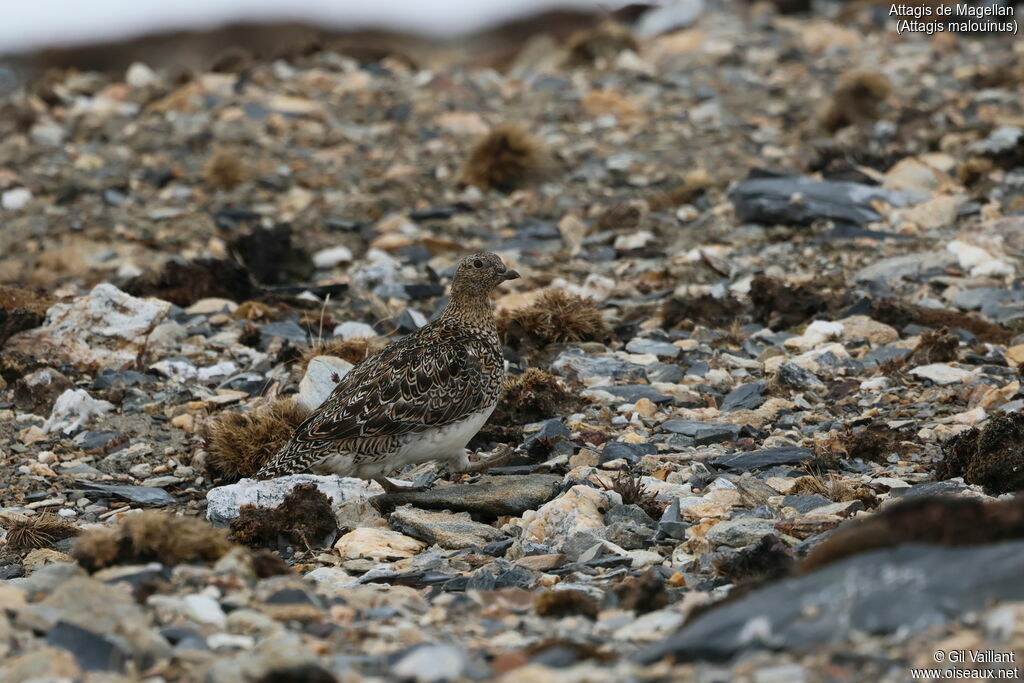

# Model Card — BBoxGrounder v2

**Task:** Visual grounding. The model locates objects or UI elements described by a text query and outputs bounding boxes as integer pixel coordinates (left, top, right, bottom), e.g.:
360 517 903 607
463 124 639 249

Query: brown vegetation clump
712 534 796 583
801 495 1024 573
461 124 550 193
203 149 248 190
3 514 80 550
489 368 586 425
73 512 233 572
230 483 339 549
868 298 1012 345
935 413 1024 494
907 328 959 365
565 20 637 66
661 294 745 329
843 420 911 463
0 285 54 347
749 274 845 330
498 289 608 347
202 399 309 484
821 71 892 132
612 568 669 613
534 588 601 619
123 258 258 307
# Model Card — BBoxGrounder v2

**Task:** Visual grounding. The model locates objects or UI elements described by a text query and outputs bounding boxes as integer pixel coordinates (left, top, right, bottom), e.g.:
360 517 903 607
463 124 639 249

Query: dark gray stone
782 494 833 513
711 447 812 472
890 480 970 499
389 507 507 549
636 541 1024 663
720 382 766 412
600 441 657 464
75 481 175 506
47 621 128 672
730 174 922 227
259 320 309 344
772 363 825 391
551 348 646 382
646 362 685 383
371 474 562 519
661 420 741 445
466 560 537 590
606 503 656 528
626 338 680 358
590 384 672 404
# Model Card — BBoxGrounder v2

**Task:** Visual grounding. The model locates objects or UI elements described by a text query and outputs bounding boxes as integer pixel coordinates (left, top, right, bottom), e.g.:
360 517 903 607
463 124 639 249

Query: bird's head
451 252 520 296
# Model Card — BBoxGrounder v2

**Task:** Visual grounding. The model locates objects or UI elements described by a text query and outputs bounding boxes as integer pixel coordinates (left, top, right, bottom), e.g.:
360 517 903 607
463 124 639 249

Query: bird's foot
373 477 431 494
457 444 515 474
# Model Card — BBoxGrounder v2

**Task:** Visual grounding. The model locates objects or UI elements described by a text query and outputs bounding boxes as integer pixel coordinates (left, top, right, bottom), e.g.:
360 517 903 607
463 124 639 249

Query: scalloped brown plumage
255 252 520 484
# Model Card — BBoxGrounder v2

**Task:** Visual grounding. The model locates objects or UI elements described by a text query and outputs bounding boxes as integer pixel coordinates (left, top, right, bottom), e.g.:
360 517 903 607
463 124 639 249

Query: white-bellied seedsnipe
255 252 519 491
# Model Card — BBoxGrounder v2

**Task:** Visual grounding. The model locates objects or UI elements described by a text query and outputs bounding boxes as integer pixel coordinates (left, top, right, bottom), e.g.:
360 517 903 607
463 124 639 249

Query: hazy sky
0 0 630 53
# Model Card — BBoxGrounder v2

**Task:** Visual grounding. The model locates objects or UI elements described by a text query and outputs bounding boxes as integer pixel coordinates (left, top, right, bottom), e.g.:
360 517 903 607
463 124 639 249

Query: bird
255 251 520 491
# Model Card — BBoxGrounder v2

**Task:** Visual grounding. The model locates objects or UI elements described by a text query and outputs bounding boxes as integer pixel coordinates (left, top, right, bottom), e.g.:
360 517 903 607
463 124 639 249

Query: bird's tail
254 438 332 479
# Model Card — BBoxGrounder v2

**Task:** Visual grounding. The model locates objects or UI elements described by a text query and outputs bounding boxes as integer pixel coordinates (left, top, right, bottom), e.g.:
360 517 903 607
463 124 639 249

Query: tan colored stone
334 528 425 561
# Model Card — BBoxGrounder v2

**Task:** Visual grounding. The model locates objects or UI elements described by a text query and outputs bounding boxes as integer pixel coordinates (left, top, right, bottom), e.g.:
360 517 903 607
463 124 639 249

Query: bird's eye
473 259 484 268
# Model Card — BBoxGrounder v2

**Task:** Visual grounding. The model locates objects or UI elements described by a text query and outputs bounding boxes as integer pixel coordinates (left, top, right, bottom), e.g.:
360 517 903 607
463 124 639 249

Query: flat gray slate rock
75 481 176 506
730 175 923 226
636 540 1024 663
371 474 563 519
389 507 507 550
710 446 812 471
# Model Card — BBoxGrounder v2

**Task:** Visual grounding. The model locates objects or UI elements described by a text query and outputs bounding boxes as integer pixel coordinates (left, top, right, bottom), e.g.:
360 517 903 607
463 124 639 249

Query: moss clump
935 413 1024 494
489 368 585 425
230 483 339 549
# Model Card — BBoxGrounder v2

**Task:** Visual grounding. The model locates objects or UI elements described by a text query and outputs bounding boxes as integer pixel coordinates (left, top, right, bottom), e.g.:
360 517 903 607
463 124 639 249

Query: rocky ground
2 1 1024 681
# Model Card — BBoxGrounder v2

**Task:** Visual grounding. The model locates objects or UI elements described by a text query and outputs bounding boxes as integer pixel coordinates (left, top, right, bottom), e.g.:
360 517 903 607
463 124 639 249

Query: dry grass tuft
598 470 664 520
489 368 586 425
3 514 80 550
461 124 551 193
821 71 892 132
203 149 248 190
498 289 608 347
202 398 309 484
534 588 600 619
73 511 233 572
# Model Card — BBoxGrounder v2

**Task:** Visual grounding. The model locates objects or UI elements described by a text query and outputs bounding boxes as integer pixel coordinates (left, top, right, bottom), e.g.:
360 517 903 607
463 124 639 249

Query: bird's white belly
396 403 496 465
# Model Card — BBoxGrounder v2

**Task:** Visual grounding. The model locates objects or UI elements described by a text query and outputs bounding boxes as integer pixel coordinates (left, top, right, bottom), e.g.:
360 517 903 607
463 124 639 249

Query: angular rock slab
730 174 923 227
206 474 382 525
370 474 563 519
389 506 507 549
7 284 171 371
636 541 1024 663
710 447 812 472
75 481 176 506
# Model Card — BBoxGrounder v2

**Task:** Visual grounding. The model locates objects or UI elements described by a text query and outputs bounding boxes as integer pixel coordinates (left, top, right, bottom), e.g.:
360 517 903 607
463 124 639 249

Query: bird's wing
291 334 497 446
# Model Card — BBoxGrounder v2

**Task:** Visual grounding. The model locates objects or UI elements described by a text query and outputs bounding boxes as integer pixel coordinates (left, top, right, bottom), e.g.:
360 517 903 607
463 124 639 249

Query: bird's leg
373 477 430 494
455 444 515 474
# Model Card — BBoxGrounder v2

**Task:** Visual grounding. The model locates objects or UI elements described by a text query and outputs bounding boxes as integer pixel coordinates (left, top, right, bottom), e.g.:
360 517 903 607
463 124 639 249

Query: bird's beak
502 269 520 281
